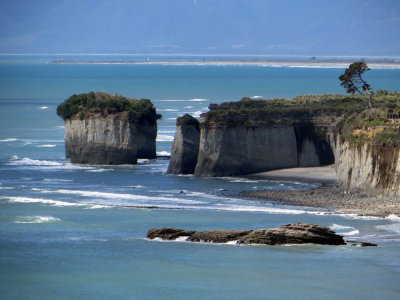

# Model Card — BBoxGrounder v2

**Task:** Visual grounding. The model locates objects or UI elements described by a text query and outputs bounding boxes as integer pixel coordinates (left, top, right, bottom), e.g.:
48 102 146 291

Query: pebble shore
241 187 400 217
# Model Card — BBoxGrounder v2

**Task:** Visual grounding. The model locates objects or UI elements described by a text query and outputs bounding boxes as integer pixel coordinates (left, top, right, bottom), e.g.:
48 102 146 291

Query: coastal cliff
58 92 161 164
194 122 335 177
337 138 400 195
168 93 400 197
169 96 343 177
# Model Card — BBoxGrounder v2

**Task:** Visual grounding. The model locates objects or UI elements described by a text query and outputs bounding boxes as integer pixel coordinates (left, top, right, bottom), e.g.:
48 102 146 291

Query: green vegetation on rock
204 92 400 146
176 114 200 130
204 94 366 126
57 92 162 123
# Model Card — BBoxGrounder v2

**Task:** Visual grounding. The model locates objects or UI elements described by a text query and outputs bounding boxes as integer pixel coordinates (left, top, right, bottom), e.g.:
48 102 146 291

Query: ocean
1 55 400 299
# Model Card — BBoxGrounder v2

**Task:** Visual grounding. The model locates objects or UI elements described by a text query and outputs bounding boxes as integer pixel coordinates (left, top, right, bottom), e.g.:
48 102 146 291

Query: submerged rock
147 223 346 246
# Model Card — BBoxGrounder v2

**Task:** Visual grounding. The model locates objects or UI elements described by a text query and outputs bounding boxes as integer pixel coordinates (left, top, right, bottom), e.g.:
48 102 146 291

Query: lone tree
339 62 373 108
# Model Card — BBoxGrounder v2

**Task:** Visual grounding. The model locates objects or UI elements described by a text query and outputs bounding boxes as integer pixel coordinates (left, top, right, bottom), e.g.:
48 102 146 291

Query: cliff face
194 123 334 177
136 120 157 159
167 119 200 175
65 113 157 164
336 138 400 195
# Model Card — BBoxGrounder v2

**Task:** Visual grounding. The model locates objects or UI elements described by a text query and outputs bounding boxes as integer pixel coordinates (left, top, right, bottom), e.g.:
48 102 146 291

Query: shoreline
242 166 400 217
50 59 400 69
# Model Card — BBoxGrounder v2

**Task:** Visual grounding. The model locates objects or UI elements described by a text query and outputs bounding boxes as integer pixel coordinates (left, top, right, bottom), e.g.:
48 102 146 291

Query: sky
0 0 399 56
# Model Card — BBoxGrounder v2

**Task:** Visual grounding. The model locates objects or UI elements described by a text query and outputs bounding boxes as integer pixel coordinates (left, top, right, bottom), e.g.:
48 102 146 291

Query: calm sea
1 55 400 299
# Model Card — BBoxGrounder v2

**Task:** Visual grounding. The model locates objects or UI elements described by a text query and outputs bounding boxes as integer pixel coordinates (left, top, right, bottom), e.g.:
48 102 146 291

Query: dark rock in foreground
147 223 346 246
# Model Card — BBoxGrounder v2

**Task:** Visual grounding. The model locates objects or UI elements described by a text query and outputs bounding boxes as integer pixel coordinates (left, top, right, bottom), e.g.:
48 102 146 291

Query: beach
51 58 400 69
243 166 400 217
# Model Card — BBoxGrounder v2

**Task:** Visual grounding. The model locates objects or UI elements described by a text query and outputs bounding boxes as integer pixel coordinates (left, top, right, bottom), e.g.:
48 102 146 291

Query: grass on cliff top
204 91 400 123
57 92 162 123
205 94 365 124
204 91 400 146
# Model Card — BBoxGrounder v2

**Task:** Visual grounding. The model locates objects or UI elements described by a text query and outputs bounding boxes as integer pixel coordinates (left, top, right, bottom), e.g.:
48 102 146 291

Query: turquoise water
1 55 400 299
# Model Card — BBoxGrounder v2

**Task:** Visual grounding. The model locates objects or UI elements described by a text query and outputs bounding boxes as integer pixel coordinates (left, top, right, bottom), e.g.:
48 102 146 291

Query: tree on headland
339 62 373 108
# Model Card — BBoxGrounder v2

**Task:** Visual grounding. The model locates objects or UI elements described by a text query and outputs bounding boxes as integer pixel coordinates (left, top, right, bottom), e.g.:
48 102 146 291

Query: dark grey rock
147 223 346 246
167 115 200 174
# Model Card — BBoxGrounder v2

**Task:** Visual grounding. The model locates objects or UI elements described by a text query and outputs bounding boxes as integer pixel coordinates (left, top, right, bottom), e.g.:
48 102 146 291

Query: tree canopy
339 62 373 108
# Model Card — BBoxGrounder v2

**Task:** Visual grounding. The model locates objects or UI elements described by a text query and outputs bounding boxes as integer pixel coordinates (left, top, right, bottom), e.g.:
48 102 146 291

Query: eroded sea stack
167 114 200 174
57 92 161 164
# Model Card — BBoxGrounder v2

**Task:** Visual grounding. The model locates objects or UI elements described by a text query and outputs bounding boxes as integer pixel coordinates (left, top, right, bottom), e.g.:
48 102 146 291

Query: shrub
57 92 162 124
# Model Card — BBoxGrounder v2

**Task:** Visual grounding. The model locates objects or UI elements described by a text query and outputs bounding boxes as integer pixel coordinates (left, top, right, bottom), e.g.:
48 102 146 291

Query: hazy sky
0 0 399 56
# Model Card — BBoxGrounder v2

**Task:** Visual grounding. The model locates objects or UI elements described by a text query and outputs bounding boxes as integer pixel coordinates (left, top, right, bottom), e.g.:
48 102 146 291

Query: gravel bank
240 187 400 217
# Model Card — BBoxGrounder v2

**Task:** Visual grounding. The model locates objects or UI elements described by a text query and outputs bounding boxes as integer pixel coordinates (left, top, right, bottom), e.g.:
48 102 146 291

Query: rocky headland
168 93 400 206
57 92 161 164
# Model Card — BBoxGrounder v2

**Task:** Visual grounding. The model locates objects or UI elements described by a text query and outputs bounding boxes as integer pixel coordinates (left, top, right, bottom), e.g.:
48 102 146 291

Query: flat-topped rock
147 223 346 246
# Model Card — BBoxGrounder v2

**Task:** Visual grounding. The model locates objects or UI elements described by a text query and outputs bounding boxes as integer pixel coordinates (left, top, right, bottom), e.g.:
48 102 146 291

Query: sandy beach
51 59 400 69
242 166 400 217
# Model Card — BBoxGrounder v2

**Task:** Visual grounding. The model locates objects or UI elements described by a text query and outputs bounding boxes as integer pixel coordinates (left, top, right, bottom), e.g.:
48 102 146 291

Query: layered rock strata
65 113 157 164
167 115 200 174
168 113 336 177
147 223 346 245
336 139 400 195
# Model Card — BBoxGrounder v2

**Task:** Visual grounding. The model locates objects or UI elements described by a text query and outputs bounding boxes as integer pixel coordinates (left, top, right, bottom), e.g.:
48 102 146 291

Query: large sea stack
57 92 161 164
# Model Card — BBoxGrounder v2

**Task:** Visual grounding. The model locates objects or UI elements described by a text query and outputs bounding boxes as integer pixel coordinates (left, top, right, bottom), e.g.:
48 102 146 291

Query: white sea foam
54 125 65 129
0 186 15 190
175 236 189 242
85 168 110 173
158 130 175 134
14 216 60 224
157 151 171 156
330 224 359 236
190 98 208 102
47 189 205 205
0 138 18 142
167 118 176 120
157 135 174 142
39 106 48 110
10 155 18 160
7 157 96 170
4 196 85 207
184 106 193 108
159 108 179 112
386 214 400 221
250 96 263 99
226 240 239 245
192 111 203 117
210 203 307 214
10 158 62 166
3 196 109 209
37 144 57 148
43 178 74 183
229 178 260 183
